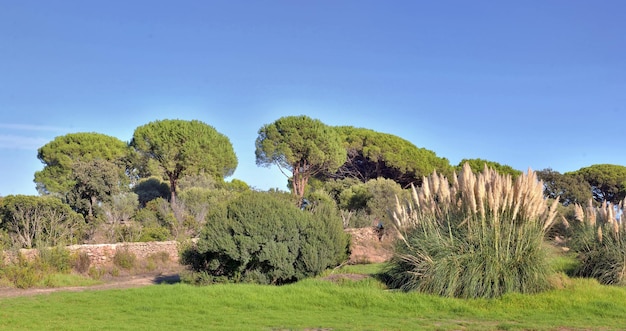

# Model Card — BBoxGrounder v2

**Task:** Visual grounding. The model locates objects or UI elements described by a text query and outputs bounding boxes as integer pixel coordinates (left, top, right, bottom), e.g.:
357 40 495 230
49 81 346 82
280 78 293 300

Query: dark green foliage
456 158 522 178
537 168 593 206
184 191 348 285
322 126 453 188
0 228 10 250
224 179 250 192
133 177 170 207
177 171 220 191
134 198 173 227
302 190 350 266
570 164 626 204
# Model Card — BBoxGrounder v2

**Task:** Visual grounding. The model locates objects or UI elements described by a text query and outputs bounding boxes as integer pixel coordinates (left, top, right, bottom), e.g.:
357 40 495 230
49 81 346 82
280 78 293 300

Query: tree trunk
169 175 177 205
292 161 309 207
89 195 97 218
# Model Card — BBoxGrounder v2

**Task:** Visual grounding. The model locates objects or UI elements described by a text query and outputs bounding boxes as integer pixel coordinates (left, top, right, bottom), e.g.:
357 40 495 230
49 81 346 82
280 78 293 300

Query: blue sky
1 1 625 196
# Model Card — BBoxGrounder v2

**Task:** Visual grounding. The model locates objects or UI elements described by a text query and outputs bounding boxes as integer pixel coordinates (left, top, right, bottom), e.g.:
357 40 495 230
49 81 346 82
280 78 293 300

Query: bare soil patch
0 272 182 298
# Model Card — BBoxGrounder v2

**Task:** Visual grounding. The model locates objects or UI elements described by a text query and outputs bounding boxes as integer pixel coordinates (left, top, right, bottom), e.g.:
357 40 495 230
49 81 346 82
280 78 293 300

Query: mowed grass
1 263 626 331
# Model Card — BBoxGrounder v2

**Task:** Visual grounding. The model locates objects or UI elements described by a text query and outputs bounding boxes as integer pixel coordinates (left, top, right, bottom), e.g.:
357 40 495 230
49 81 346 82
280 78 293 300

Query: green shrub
383 163 560 298
1 264 40 288
0 254 42 288
113 248 137 270
38 246 72 273
138 226 171 242
88 266 105 280
0 229 10 250
183 191 348 285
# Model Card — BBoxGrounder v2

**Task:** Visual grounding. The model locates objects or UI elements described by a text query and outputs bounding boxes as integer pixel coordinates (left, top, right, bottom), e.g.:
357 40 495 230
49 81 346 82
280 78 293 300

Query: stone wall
2 228 395 268
345 227 394 264
2 241 180 269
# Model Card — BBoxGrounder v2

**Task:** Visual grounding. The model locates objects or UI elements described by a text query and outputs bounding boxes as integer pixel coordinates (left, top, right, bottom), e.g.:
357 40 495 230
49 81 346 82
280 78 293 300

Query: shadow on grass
153 274 181 285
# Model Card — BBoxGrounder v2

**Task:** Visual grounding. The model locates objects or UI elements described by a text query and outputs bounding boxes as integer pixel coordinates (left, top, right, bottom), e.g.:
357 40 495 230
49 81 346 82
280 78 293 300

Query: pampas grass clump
383 163 560 298
569 199 626 285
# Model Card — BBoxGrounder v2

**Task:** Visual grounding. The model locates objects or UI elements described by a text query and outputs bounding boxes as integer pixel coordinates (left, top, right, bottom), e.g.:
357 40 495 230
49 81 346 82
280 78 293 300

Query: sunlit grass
1 265 625 330
40 273 102 288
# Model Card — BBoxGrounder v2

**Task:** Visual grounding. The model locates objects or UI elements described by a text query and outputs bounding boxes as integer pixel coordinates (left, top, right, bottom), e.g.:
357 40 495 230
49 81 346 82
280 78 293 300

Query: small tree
131 119 238 204
537 168 592 206
255 115 345 205
70 158 129 218
0 195 86 248
35 132 130 198
100 192 140 243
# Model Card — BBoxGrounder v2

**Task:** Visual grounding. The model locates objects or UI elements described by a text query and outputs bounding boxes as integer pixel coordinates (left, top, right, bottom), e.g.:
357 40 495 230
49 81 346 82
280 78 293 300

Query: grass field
1 263 626 330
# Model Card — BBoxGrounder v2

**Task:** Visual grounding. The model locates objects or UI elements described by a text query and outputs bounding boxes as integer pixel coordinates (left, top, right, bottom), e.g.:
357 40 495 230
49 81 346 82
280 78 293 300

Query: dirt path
0 273 181 299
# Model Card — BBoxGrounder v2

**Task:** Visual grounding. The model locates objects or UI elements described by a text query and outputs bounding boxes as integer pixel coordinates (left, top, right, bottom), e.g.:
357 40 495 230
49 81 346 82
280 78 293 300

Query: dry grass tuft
569 197 626 285
392 163 560 245
385 163 560 298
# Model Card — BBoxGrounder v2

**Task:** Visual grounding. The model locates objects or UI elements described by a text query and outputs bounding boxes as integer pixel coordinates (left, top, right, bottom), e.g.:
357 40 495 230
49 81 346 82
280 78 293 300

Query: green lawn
1 264 625 330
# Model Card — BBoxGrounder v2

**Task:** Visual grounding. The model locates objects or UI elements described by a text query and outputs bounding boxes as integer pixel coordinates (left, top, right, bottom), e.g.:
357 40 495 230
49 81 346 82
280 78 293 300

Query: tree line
1 116 625 250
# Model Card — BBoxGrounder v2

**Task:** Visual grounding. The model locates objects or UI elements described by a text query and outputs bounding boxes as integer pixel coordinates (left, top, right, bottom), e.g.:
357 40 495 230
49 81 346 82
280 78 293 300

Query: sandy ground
0 272 181 298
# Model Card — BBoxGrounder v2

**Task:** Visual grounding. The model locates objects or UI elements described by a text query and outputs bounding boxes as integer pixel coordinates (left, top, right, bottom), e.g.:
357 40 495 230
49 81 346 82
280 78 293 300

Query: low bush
0 254 42 288
38 246 72 273
1 263 40 289
183 191 348 285
113 248 137 270
138 226 171 242
88 266 106 280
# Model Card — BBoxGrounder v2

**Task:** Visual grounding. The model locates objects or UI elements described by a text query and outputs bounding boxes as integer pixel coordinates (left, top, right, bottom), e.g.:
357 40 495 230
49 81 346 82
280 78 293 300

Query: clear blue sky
1 1 625 196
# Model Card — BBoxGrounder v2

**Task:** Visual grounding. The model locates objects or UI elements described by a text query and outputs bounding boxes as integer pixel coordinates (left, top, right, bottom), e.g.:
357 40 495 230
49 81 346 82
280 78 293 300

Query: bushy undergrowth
383 163 560 298
182 191 348 285
568 200 626 285
0 246 73 288
113 248 137 270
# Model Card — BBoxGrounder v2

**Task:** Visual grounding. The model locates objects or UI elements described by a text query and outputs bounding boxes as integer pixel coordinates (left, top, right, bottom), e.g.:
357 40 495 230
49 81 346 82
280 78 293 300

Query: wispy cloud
0 123 70 132
0 123 68 150
0 134 49 150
